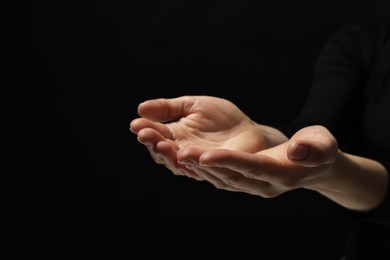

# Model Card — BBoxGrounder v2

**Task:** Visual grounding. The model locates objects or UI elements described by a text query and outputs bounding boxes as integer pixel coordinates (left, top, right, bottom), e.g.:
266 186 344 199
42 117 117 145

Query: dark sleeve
285 25 373 152
286 24 390 225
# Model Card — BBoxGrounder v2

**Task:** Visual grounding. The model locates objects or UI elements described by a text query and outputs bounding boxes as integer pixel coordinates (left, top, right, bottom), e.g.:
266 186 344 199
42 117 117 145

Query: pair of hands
130 95 338 198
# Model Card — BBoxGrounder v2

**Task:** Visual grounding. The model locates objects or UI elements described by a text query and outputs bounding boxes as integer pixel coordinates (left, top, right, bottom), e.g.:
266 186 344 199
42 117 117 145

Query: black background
2 1 390 259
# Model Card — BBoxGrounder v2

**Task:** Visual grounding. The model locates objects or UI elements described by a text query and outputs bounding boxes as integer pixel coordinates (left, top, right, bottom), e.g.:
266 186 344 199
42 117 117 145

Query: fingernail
290 144 309 161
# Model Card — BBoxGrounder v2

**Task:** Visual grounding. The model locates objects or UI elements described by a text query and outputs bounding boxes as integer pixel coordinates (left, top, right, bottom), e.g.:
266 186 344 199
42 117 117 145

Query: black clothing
289 24 390 259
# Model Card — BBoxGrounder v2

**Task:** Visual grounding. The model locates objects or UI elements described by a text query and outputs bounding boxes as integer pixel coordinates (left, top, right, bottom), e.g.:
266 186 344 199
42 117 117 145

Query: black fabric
286 24 390 259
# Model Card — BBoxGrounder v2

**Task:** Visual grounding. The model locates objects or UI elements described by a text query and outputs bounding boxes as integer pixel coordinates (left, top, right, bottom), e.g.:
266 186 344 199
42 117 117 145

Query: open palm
130 96 268 178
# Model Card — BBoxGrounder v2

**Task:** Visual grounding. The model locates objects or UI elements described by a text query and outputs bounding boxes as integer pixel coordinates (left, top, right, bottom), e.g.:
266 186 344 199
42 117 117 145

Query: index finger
137 96 196 122
198 149 289 180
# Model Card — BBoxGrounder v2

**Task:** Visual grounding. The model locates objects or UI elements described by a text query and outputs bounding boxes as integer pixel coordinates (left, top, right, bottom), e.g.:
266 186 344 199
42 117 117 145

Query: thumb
287 126 338 167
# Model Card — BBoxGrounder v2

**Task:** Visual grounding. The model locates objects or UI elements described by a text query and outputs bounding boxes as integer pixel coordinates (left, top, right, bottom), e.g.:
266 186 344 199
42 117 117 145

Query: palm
164 96 266 152
130 96 267 178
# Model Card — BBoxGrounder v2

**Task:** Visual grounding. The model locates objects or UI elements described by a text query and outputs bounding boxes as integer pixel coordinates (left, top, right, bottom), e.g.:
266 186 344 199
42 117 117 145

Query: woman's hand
130 95 287 180
131 97 388 211
177 125 339 197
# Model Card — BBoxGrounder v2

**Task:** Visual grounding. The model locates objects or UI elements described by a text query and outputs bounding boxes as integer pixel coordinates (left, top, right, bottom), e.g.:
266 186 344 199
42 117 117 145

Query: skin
130 95 388 212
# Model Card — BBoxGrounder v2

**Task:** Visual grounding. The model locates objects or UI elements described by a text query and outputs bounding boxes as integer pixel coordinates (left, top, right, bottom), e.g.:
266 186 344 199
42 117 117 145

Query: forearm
304 150 389 212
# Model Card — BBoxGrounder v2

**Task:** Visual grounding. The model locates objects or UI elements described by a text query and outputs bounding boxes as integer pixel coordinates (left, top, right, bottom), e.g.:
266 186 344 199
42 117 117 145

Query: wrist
302 149 343 191
303 150 388 212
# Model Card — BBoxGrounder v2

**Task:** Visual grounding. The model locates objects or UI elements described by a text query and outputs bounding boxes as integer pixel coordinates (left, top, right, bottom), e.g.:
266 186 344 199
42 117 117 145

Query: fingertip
137 101 149 116
199 149 234 166
136 128 163 147
177 147 190 162
129 120 138 134
129 118 145 133
178 147 205 164
288 143 309 162
199 151 214 166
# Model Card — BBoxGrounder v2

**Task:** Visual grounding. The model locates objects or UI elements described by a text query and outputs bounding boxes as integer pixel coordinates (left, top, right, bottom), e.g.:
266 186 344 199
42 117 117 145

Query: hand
177 125 339 197
130 95 276 180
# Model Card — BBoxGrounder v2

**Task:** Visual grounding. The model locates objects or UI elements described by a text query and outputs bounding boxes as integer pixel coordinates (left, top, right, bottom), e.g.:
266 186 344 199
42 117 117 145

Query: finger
186 164 245 193
177 146 206 165
182 168 205 181
136 128 166 147
198 149 273 174
130 118 172 139
145 146 165 164
138 137 170 165
287 141 338 167
287 126 338 167
145 144 199 179
137 96 196 122
198 149 294 184
178 146 251 184
137 129 173 164
194 165 276 197
154 141 188 178
178 147 274 194
179 148 280 196
176 147 208 181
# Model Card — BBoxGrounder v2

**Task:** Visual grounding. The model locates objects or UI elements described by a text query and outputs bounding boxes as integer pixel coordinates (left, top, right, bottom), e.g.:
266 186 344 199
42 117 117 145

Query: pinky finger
155 141 183 176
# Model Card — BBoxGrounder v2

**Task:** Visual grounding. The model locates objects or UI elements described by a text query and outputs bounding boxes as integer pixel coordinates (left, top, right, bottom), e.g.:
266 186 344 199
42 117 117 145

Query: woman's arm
304 151 389 212
178 124 388 213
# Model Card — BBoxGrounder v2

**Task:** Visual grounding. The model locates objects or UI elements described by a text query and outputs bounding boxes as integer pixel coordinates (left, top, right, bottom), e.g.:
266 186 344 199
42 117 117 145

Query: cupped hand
130 95 269 179
177 125 339 197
